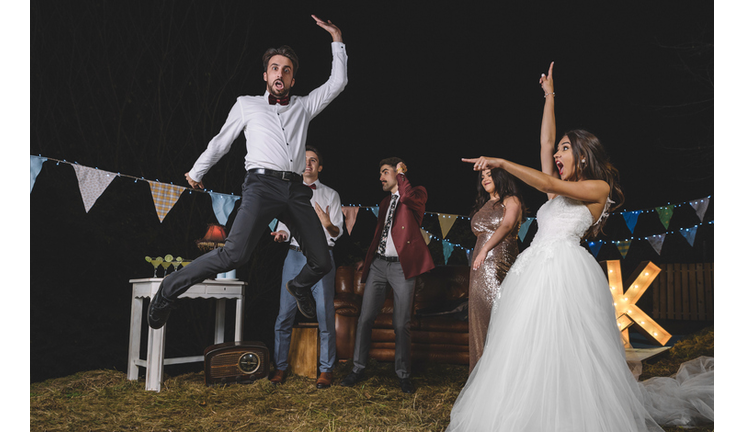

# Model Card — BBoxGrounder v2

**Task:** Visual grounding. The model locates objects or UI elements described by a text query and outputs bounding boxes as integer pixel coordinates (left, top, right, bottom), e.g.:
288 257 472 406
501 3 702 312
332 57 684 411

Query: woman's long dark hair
563 129 625 238
470 168 526 221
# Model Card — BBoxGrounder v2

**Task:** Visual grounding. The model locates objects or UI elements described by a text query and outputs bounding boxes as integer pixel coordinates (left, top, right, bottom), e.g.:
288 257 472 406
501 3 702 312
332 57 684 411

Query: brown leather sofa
334 265 470 365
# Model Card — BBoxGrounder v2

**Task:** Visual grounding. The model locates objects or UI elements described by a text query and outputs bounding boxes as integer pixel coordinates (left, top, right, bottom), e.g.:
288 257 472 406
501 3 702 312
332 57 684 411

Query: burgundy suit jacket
361 173 435 282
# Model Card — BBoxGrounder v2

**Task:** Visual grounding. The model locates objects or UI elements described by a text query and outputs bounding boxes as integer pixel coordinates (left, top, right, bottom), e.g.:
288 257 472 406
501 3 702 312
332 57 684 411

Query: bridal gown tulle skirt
446 231 713 431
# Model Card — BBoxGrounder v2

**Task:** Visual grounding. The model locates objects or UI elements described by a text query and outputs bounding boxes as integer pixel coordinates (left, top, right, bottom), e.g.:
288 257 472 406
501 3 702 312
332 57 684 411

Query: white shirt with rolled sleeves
276 180 343 248
187 42 348 182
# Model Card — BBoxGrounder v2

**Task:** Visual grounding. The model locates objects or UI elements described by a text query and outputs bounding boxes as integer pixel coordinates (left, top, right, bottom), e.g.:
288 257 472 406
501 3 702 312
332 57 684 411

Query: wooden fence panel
705 263 713 320
695 263 705 320
666 263 675 319
651 263 713 321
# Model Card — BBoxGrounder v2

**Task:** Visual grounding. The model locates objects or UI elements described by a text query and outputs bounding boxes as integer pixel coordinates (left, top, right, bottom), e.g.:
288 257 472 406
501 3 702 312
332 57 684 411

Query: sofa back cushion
413 266 470 315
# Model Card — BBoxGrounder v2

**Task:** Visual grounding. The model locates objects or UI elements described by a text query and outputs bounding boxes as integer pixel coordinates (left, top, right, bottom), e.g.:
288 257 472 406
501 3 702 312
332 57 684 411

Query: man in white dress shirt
269 145 342 389
148 15 347 330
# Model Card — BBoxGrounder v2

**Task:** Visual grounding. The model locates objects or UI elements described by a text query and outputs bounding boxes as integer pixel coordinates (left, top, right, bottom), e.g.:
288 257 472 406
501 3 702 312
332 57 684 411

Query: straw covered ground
30 327 713 431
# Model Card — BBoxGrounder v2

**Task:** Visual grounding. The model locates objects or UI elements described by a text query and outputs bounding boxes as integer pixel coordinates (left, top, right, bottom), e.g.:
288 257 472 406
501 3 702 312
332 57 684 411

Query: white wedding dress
447 196 713 432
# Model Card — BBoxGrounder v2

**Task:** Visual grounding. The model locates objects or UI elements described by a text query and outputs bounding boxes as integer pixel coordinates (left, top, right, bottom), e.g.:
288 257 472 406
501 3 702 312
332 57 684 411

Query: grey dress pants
352 257 416 379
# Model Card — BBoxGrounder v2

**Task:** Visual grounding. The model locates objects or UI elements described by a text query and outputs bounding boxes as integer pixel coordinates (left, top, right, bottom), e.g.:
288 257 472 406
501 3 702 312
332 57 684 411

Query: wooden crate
652 263 713 321
288 322 319 379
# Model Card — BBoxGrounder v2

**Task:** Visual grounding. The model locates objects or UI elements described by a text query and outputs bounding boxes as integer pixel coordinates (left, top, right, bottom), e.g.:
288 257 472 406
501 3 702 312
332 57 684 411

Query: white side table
127 278 247 392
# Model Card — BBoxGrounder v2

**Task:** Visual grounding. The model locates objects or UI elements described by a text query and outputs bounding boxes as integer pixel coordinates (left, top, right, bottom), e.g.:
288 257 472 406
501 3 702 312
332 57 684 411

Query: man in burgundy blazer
340 157 435 393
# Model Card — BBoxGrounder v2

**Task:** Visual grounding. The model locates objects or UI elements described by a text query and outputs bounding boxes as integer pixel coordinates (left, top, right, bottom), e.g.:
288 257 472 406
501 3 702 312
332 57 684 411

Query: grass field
30 327 713 431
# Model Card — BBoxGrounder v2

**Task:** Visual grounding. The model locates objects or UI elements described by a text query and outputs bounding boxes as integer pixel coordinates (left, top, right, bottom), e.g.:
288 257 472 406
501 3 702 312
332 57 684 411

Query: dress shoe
270 369 286 385
400 378 415 394
285 281 317 319
316 372 333 389
340 370 364 387
148 287 174 329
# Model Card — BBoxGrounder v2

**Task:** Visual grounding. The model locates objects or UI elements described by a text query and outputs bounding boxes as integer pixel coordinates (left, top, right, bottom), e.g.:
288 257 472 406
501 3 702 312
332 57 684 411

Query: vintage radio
204 341 269 386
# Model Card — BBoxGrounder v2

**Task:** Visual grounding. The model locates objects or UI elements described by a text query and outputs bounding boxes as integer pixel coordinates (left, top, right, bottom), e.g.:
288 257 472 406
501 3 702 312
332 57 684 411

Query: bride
448 63 713 431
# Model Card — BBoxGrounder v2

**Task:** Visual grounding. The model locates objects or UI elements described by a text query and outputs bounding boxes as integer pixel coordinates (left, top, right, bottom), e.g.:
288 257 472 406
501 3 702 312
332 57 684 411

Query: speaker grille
204 341 269 385
209 350 266 379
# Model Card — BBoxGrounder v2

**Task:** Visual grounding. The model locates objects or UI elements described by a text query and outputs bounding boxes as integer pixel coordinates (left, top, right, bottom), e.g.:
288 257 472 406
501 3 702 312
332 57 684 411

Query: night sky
23 0 725 397
30 1 713 214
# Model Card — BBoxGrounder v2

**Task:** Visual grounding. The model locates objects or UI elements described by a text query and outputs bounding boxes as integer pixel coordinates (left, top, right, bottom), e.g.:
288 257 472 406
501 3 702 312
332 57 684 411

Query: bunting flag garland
148 181 186 222
681 226 698 247
72 164 117 213
31 155 47 193
518 218 534 242
689 197 710 222
209 192 239 225
269 218 279 232
341 206 360 235
438 213 458 239
442 239 454 265
420 228 432 245
655 205 674 229
29 155 714 262
587 240 602 258
615 239 632 259
622 211 640 234
647 234 666 255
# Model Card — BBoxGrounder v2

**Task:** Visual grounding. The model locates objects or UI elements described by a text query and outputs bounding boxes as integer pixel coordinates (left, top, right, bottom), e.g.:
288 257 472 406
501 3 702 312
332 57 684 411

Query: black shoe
148 287 174 329
399 378 415 394
340 370 364 387
285 281 316 319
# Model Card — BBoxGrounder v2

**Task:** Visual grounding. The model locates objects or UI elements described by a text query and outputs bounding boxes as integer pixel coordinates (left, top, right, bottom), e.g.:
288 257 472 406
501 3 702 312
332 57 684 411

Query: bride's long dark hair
563 129 624 238
470 168 527 221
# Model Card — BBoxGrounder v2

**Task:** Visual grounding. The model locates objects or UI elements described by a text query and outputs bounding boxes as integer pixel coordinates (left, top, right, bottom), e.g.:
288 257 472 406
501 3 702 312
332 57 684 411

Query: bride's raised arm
539 62 558 185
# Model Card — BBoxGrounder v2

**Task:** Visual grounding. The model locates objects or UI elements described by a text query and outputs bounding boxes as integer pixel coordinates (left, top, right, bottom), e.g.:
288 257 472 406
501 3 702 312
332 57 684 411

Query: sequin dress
469 200 520 372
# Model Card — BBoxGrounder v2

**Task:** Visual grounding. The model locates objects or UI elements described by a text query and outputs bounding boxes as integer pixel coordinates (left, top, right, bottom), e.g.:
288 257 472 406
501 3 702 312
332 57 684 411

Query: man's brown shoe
270 369 286 385
316 372 333 389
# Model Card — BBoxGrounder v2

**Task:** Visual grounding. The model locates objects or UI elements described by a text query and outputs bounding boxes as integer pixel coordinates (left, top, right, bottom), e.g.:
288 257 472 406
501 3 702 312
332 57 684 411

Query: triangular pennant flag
148 181 186 222
518 218 534 242
438 213 458 239
615 240 631 259
689 197 710 222
209 192 239 226
370 206 379 218
681 226 698 247
342 206 360 235
622 211 640 234
587 241 602 258
268 218 279 232
655 205 674 229
71 164 117 213
420 228 432 245
647 234 666 255
442 240 454 265
30 156 47 193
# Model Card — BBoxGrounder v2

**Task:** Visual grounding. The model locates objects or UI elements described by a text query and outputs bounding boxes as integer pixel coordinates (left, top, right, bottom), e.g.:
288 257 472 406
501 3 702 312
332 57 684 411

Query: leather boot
270 369 286 385
316 372 333 389
285 281 316 319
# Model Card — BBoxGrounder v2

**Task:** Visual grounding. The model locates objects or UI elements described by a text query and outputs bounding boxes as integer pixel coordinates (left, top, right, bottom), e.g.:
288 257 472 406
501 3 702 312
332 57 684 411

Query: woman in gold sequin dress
468 168 524 372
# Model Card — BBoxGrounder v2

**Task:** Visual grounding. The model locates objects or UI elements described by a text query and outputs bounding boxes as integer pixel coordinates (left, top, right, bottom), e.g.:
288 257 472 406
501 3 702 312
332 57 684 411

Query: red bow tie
268 94 290 106
305 183 317 189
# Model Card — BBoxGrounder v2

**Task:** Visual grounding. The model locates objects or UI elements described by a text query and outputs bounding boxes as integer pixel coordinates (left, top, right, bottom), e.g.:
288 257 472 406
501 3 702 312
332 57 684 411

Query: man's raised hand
312 14 342 42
